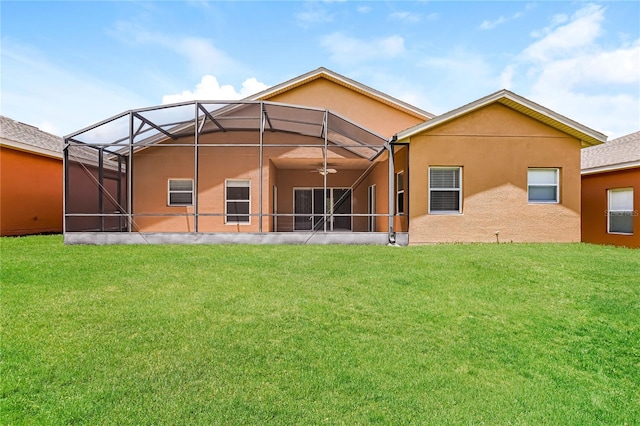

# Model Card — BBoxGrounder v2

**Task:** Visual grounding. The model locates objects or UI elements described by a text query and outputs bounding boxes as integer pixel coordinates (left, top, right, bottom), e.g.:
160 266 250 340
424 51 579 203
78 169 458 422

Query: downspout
387 135 397 244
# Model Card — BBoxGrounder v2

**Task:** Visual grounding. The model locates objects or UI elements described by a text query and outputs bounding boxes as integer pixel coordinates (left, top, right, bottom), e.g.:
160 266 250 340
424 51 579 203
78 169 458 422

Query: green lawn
1 235 639 425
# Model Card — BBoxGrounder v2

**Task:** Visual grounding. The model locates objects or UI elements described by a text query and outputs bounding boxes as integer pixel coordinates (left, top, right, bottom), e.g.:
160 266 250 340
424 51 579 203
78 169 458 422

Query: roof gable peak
395 89 607 147
249 67 434 121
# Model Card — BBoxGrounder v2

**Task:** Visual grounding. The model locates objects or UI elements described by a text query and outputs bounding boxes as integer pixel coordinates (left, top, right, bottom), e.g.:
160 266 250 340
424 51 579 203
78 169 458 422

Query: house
62 68 607 245
0 115 122 237
1 116 64 236
394 90 606 244
581 131 640 248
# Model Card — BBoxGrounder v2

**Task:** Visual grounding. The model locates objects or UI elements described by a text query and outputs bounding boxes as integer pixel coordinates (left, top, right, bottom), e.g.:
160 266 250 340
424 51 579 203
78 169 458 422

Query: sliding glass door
294 188 352 231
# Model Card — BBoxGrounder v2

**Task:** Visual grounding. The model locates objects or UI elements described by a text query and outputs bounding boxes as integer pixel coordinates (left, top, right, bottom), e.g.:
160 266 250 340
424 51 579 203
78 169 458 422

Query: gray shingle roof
581 130 640 173
0 115 62 155
0 115 117 166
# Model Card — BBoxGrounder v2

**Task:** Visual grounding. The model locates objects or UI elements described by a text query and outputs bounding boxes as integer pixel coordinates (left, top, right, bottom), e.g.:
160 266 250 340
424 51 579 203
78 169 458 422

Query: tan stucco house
63 68 606 245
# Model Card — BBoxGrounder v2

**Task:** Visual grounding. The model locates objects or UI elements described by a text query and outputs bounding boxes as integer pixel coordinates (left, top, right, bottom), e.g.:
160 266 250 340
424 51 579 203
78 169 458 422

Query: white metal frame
167 178 194 206
527 168 560 204
607 187 634 235
225 179 251 225
428 166 462 214
396 171 405 215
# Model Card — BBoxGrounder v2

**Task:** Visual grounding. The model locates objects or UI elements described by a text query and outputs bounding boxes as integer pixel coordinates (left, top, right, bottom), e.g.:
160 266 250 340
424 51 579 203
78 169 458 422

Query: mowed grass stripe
1 236 639 424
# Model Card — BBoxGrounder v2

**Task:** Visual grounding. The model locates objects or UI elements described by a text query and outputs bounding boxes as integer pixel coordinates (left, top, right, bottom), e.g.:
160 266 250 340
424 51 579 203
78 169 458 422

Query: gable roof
0 115 63 158
249 67 435 121
581 130 640 174
394 89 607 147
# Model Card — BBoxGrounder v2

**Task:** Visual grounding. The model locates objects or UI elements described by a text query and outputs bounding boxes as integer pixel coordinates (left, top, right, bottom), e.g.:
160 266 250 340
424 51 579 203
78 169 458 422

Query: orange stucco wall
582 168 639 248
1 146 62 236
261 78 425 138
407 103 583 244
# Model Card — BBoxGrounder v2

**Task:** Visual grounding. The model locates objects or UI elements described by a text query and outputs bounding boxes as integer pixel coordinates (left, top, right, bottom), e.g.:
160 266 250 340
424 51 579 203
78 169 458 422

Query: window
396 171 405 214
168 179 193 206
528 168 559 203
429 167 462 214
225 180 250 224
608 188 634 234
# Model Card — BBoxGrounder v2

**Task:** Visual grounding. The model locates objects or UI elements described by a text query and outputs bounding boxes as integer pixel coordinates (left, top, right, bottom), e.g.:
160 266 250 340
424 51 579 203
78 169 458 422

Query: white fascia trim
395 90 607 145
0 139 62 159
581 161 640 175
249 68 435 120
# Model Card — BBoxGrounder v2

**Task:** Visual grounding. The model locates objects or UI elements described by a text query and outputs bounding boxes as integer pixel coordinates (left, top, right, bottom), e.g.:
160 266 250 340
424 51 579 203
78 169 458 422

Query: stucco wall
582 168 639 248
362 158 390 233
407 103 583 244
1 147 62 236
262 78 425 138
131 131 387 233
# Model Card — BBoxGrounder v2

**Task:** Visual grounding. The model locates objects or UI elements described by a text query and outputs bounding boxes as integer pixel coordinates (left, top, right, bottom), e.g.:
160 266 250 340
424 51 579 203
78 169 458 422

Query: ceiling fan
312 167 337 176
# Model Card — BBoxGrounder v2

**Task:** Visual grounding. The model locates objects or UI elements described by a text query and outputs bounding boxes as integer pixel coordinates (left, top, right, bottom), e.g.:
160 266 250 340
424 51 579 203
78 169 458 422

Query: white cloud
108 21 243 77
531 13 570 38
479 10 524 30
1 40 151 135
295 4 334 27
357 6 371 14
502 3 639 138
522 4 604 62
389 11 421 23
416 48 499 113
162 75 269 104
320 32 406 65
499 65 516 89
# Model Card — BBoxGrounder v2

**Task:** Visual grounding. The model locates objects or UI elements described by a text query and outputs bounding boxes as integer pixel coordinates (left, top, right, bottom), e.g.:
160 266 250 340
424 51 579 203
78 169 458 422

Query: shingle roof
1 115 113 166
0 115 62 156
581 130 640 174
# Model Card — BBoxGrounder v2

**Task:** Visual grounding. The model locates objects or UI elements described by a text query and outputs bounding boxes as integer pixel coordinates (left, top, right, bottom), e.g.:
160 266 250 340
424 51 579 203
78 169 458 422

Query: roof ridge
248 67 435 120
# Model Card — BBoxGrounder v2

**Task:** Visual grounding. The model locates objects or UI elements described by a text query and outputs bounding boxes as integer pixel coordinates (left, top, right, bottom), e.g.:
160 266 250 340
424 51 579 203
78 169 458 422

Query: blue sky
2 1 639 139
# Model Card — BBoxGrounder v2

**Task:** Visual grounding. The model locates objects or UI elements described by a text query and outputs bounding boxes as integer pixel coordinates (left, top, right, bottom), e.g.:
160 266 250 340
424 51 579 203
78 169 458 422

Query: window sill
527 201 559 204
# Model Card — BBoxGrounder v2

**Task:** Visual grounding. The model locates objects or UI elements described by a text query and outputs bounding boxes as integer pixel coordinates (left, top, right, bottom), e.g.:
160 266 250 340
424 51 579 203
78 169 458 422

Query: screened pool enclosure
64 100 407 244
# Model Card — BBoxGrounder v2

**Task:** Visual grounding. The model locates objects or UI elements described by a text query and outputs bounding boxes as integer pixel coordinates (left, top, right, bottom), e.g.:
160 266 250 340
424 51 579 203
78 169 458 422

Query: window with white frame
168 179 193 206
396 171 405 214
226 179 250 224
608 188 634 235
528 168 559 203
429 167 462 213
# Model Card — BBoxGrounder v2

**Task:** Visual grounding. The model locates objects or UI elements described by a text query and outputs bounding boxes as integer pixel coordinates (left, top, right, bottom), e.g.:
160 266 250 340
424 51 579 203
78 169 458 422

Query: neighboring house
63 68 606 245
581 131 640 248
1 116 64 236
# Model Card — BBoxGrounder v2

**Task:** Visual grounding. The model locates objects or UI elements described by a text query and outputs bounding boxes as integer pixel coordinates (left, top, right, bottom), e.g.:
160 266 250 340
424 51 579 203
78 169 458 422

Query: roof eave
0 139 62 159
581 160 640 175
395 89 607 146
249 67 435 121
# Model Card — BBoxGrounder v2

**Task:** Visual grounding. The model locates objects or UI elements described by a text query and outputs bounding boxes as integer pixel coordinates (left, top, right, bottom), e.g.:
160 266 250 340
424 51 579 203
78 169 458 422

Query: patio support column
387 142 395 244
117 154 123 231
128 112 134 234
194 103 199 233
259 102 264 233
63 143 68 235
98 147 104 232
323 110 328 232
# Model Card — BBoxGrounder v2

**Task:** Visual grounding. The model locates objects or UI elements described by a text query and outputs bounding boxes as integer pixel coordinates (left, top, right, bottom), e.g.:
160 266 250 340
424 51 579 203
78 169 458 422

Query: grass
1 235 639 425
